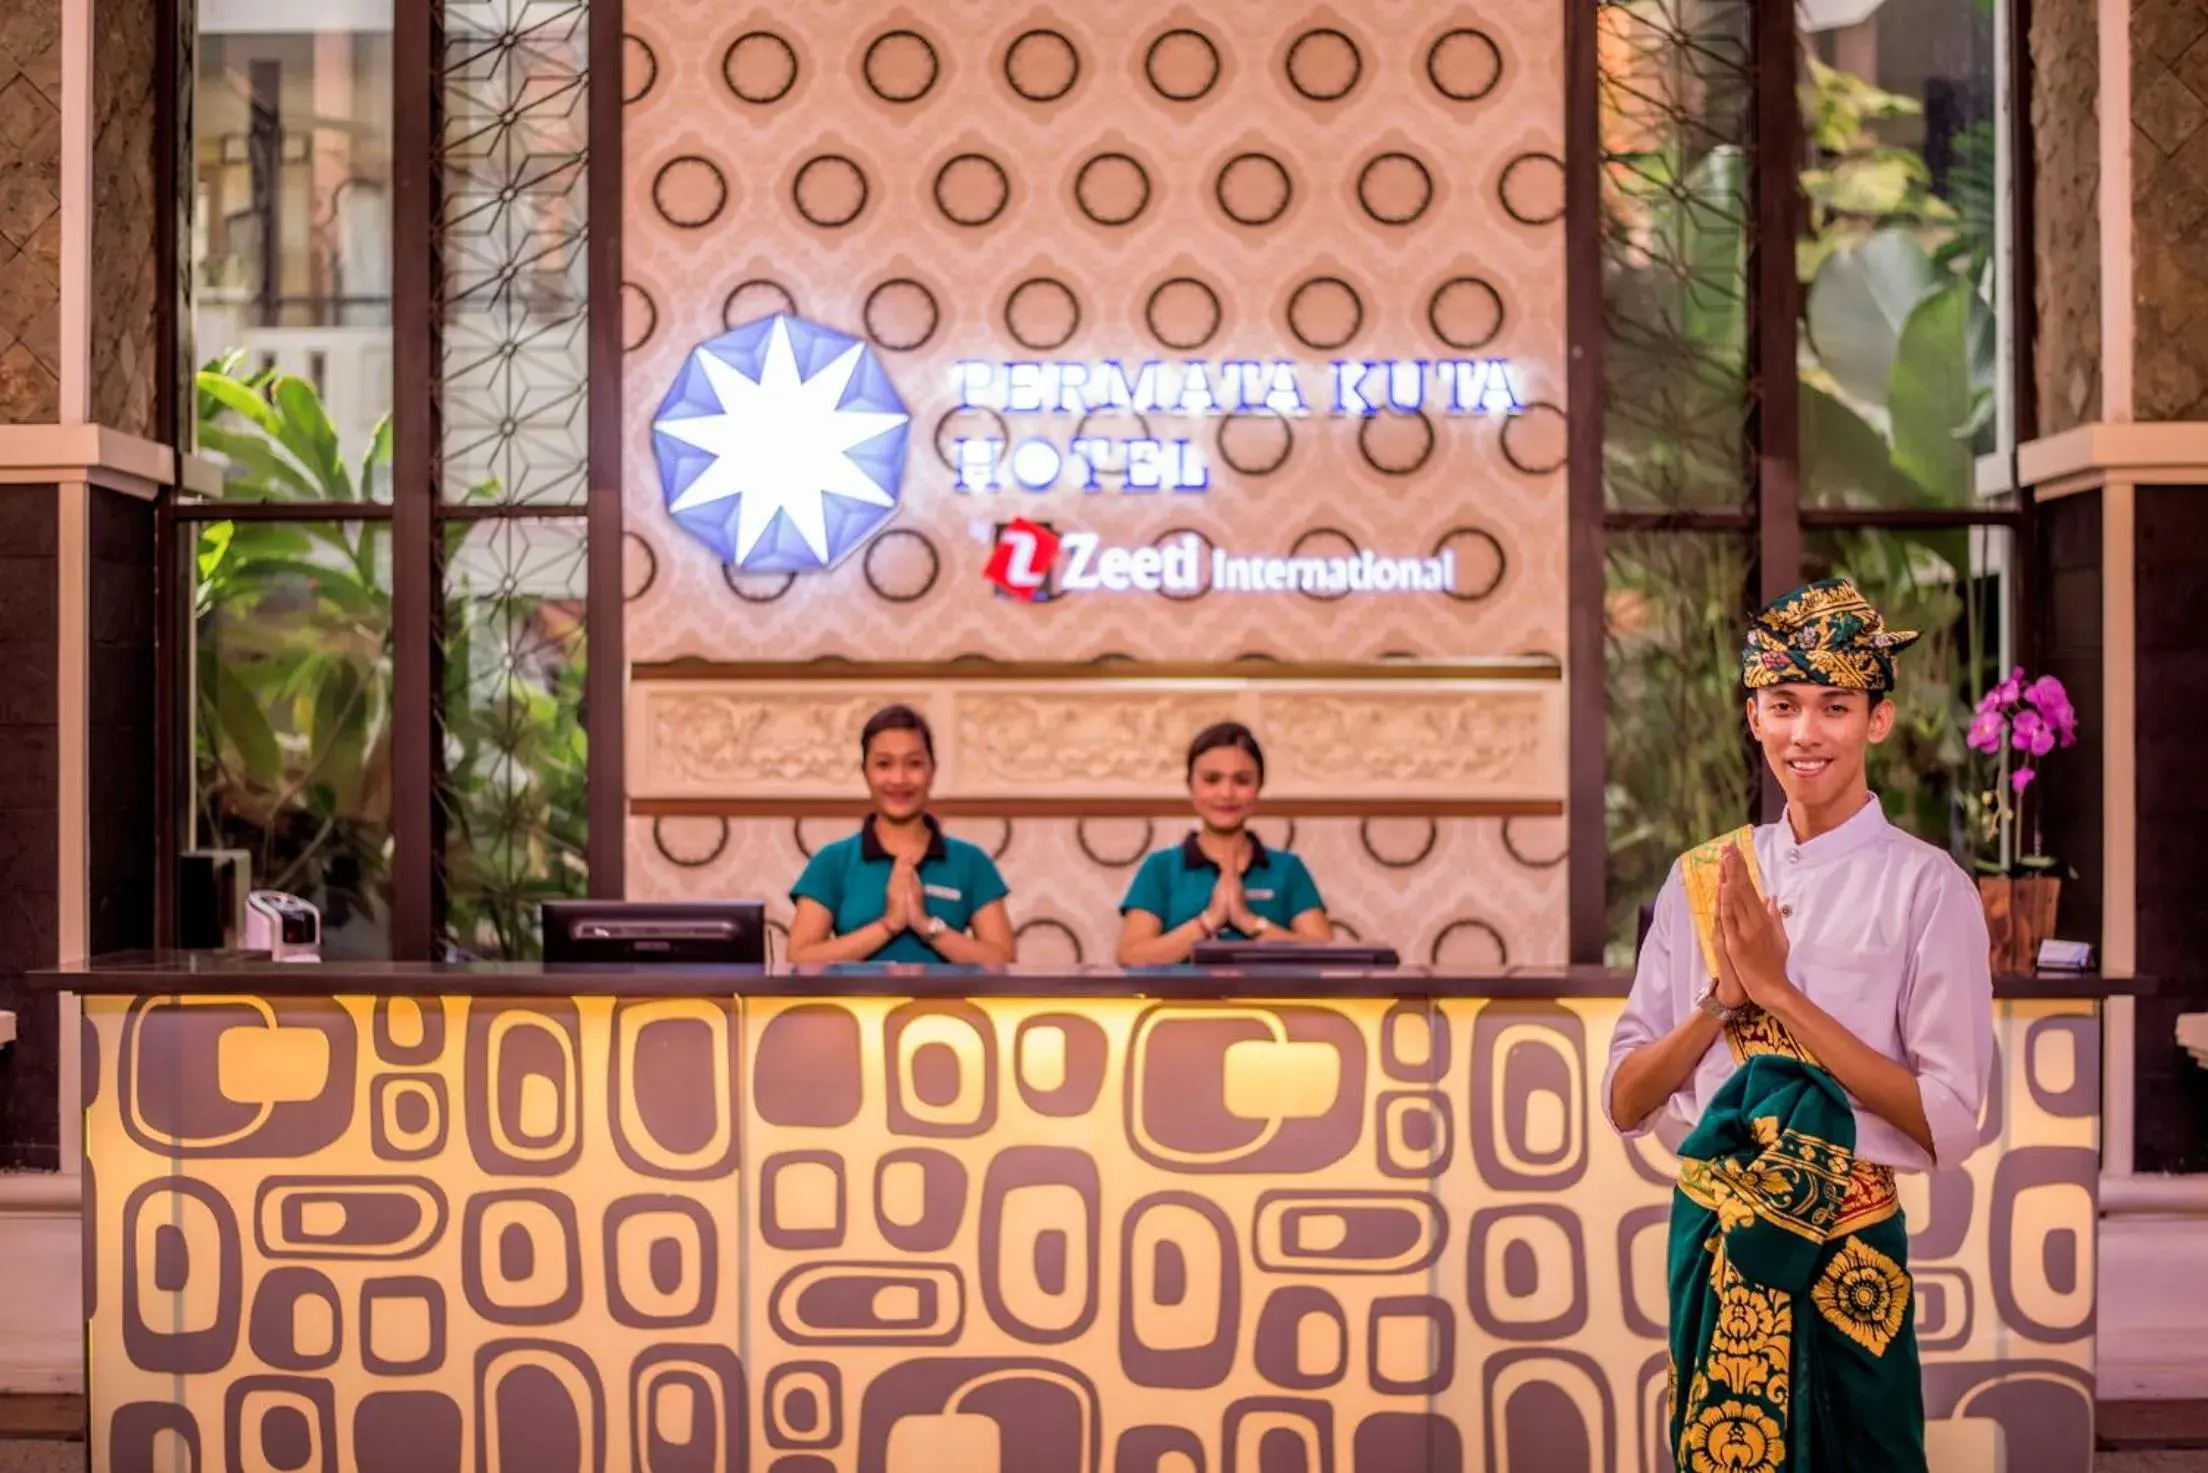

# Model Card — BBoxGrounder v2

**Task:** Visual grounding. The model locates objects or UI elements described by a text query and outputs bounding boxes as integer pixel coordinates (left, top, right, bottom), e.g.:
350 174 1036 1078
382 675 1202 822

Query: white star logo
653 316 910 568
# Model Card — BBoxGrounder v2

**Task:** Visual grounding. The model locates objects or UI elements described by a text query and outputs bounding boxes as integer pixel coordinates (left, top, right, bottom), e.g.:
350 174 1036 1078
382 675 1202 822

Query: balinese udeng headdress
1741 577 1919 693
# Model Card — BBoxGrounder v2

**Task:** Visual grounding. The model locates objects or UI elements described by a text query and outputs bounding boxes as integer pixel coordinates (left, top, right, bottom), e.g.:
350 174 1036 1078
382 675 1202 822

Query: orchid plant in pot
1966 669 2079 971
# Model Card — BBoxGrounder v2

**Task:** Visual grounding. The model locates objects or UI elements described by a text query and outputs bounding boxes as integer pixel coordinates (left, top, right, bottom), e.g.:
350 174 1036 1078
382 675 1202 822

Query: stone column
0 0 163 1175
2021 0 2208 1182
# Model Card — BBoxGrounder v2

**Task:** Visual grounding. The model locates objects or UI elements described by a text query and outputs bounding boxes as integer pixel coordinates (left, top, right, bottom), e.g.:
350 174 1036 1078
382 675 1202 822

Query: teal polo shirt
790 815 1009 963
1120 832 1325 938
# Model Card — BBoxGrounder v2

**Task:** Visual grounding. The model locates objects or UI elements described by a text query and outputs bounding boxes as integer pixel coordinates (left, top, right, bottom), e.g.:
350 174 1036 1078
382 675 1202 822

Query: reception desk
43 957 2108 1473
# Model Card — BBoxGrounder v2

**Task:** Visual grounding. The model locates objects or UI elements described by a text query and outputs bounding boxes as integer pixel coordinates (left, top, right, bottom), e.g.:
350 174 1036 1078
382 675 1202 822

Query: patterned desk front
82 993 2098 1472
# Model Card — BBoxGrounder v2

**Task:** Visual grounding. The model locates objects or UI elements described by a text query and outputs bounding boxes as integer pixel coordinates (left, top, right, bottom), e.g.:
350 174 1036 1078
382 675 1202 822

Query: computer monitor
1189 941 1400 969
541 901 767 966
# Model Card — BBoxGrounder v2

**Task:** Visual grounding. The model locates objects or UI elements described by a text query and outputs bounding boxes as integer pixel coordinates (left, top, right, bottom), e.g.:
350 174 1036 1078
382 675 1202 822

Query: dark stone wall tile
88 487 154 566
90 639 153 730
87 489 157 960
0 638 56 725
2132 487 2208 1173
0 485 59 1166
2035 493 2104 958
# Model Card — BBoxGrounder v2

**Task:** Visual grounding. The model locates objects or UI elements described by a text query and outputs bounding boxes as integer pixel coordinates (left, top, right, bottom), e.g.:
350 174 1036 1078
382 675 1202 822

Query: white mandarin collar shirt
1601 794 1995 1171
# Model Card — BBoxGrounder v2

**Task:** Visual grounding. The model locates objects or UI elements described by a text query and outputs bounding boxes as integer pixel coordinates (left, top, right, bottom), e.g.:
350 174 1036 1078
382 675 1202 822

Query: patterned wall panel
628 671 1566 806
629 812 1569 966
84 989 2097 1473
618 0 1569 665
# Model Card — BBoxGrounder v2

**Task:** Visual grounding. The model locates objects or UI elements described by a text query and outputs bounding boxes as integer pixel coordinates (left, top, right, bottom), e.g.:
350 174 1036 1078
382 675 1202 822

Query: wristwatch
1250 916 1272 938
924 915 947 940
1693 977 1741 1023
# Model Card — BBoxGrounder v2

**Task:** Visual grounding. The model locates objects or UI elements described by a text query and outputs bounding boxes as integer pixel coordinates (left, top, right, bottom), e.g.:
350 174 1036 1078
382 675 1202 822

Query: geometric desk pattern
82 992 2098 1472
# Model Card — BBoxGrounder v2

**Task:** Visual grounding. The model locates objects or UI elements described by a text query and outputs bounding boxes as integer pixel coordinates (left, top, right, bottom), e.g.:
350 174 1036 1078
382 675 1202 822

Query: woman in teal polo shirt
1116 721 1333 964
785 705 1017 965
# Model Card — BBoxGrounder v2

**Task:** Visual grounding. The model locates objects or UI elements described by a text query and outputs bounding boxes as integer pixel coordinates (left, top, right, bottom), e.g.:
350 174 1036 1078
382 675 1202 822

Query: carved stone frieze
631 676 1567 802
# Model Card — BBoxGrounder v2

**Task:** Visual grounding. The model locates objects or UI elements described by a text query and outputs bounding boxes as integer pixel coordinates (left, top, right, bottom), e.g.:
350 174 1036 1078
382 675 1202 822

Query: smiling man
1603 577 1994 1473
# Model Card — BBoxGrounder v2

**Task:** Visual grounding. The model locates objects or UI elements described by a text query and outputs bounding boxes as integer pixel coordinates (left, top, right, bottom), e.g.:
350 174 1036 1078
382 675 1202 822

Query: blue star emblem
651 314 912 572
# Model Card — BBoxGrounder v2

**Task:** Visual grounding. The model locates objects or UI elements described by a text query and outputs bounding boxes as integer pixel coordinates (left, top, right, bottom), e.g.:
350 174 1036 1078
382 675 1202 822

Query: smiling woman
783 705 1017 965
1115 722 1335 965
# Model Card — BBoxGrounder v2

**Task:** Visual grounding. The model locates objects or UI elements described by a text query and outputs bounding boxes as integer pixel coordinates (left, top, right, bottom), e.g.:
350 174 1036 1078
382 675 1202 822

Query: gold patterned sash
1677 830 1895 1233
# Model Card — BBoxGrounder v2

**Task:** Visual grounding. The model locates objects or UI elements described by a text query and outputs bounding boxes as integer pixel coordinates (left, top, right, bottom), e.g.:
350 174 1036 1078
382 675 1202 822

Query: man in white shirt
1603 576 1994 1473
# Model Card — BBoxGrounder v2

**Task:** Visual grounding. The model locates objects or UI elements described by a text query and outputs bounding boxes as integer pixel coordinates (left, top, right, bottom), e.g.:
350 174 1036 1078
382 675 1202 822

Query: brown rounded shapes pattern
1074 152 1152 226
1429 274 1505 351
865 277 942 351
934 152 1011 226
1357 150 1434 226
1144 28 1222 101
1013 917 1085 968
1284 27 1362 102
935 405 1009 471
1360 816 1439 869
792 155 869 229
1499 151 1567 225
862 28 940 103
1502 814 1568 868
1216 152 1293 226
862 527 941 603
620 281 656 353
1004 277 1081 351
1004 29 1080 102
1285 275 1362 350
1075 816 1154 867
651 814 730 868
1427 27 1503 102
723 30 798 104
723 278 798 329
1434 526 1508 601
1288 527 1359 602
1152 524 1213 601
652 155 727 229
623 33 658 105
1216 411 1293 477
1500 401 1568 476
1358 410 1435 477
723 561 797 604
1432 917 1509 968
1144 276 1222 351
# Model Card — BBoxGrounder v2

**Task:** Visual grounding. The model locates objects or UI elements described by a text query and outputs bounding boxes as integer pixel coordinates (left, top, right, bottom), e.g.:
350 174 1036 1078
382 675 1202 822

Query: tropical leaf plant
192 354 587 957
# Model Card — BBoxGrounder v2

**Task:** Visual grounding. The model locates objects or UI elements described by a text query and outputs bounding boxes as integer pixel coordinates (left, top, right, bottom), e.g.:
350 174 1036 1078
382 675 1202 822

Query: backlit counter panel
80 990 2097 1473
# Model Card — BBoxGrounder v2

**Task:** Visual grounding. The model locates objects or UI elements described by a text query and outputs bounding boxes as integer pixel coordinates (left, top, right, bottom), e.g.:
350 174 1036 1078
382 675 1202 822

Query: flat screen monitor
541 901 766 966
1189 941 1399 969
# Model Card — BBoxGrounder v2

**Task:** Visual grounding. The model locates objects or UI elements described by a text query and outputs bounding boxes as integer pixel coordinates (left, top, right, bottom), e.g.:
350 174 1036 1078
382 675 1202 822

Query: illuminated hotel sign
649 314 1520 587
651 315 911 573
983 520 1459 602
948 355 1524 493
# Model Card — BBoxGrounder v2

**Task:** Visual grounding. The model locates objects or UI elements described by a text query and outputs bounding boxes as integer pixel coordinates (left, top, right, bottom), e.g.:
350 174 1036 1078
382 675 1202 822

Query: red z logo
982 518 1061 602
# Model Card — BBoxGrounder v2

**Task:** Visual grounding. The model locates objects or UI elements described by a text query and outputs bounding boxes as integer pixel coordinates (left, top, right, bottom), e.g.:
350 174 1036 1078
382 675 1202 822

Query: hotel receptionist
1116 722 1335 964
785 705 1017 965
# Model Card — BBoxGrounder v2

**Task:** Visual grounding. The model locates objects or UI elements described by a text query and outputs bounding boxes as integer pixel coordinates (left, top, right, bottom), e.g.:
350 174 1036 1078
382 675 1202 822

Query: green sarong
1666 827 1925 1473
1667 1047 1925 1473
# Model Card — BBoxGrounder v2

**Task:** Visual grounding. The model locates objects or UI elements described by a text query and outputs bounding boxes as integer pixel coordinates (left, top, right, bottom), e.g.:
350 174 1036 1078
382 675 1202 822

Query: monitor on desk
541 900 767 966
1189 941 1400 969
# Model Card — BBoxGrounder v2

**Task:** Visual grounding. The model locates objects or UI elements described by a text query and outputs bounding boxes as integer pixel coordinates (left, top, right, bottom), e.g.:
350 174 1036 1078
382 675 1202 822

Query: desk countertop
31 952 2148 1000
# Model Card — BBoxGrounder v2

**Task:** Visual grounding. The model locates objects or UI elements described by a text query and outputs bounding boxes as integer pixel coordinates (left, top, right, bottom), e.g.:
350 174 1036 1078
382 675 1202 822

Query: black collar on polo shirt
1178 829 1271 873
860 812 948 864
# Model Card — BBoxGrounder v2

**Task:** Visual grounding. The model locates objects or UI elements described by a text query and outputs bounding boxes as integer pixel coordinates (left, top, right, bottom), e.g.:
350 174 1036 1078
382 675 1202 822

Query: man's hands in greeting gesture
1714 843 1793 1011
